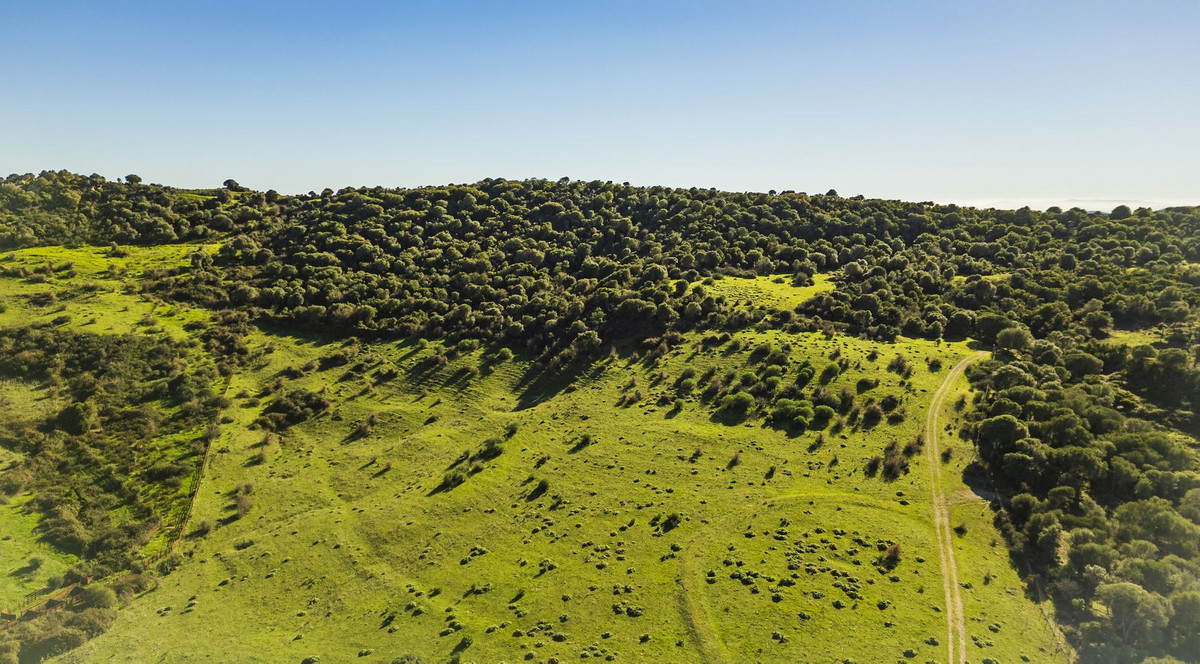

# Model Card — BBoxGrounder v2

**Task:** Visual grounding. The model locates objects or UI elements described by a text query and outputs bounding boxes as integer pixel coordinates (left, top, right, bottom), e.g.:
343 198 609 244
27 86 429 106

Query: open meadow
0 245 1066 663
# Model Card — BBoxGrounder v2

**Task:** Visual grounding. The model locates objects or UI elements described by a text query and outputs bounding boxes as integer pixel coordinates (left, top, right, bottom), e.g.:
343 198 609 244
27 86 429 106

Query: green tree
1170 591 1200 656
1095 582 1171 646
977 414 1028 463
996 327 1033 352
57 402 95 435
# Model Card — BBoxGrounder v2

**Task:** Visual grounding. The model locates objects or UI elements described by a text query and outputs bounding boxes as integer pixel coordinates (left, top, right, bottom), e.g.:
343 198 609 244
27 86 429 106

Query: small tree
882 543 902 568
57 402 95 436
235 493 255 518
995 327 1033 352
79 585 118 610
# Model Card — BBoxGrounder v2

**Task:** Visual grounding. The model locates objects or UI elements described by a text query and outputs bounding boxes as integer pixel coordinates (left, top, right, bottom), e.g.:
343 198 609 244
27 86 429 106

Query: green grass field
0 248 1067 663
0 377 78 610
702 273 835 311
0 492 79 611
1101 327 1162 348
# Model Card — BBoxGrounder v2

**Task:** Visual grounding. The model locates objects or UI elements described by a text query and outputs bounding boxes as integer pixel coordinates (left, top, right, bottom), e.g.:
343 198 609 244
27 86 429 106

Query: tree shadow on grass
405 354 448 384
567 436 594 454
764 420 808 439
525 480 549 502
708 408 750 426
426 477 460 496
441 366 477 388
253 321 346 352
8 561 41 578
513 360 595 411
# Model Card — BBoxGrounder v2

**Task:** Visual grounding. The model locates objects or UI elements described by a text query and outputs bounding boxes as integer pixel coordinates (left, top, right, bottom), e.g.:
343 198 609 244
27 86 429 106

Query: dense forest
3 170 1200 662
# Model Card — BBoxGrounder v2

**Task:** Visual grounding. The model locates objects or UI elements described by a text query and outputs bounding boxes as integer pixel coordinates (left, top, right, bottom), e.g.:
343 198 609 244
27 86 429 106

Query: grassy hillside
3 171 1196 662
0 246 1066 663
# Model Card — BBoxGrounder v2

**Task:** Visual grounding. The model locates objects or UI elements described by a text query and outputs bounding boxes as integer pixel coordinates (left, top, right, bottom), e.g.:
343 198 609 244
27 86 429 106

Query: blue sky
2 1 1198 208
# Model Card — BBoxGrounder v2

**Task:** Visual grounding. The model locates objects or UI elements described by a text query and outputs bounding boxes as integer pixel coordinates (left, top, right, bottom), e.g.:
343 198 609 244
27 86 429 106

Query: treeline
8 171 1200 366
0 172 259 248
969 340 1200 662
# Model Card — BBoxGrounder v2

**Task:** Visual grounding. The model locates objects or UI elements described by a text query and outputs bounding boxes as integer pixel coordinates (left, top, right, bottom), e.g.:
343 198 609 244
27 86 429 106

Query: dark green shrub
718 391 755 415
442 469 466 490
862 403 884 425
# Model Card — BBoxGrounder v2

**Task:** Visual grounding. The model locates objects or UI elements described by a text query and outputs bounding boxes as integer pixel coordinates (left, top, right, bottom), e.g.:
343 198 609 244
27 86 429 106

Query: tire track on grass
924 351 986 664
678 528 730 664
677 492 895 663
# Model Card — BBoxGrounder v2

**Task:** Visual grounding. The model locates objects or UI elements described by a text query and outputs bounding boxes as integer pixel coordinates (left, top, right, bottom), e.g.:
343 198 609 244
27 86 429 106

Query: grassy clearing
702 273 834 311
1101 327 1162 347
0 494 79 610
59 322 1062 663
0 244 213 338
951 272 1011 285
0 378 60 424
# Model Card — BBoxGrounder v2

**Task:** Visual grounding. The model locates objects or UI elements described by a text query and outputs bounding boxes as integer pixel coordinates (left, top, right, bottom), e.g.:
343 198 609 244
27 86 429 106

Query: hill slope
59 276 1061 663
1 173 1199 662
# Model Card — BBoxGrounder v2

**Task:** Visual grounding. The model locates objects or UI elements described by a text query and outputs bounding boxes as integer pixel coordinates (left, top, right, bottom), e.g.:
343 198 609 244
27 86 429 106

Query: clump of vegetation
258 389 331 429
861 403 884 427
655 512 682 532
235 493 255 519
440 469 467 491
717 392 755 417
879 543 902 569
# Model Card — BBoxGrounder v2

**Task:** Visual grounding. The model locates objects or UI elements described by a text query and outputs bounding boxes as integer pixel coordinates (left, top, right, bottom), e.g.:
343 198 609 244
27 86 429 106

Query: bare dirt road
924 351 987 664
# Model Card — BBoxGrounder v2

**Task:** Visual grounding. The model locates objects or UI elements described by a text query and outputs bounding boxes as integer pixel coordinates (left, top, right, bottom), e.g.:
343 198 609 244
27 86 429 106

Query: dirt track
674 351 986 663
924 351 987 664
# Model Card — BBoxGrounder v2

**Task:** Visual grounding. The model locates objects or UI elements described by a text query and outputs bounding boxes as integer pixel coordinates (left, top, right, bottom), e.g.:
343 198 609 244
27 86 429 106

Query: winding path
924 351 987 664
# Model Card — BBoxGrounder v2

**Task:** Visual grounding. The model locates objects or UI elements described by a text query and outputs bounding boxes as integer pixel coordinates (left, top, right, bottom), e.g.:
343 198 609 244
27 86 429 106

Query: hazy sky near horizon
3 1 1198 209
